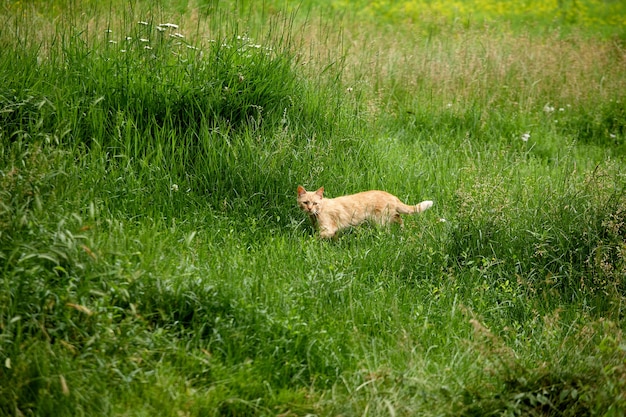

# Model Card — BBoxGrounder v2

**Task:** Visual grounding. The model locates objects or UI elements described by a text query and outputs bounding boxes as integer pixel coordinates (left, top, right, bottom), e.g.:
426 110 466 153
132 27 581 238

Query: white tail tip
417 200 433 213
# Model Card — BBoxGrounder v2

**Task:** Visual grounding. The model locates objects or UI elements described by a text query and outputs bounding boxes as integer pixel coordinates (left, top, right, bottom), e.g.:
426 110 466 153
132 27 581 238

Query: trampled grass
1 0 625 416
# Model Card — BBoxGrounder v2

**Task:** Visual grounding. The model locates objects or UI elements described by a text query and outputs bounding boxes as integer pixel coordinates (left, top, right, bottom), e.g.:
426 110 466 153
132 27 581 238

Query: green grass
1 1 626 416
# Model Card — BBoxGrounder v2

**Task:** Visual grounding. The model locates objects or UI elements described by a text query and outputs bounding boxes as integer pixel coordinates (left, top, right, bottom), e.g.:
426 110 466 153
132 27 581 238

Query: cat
297 185 433 238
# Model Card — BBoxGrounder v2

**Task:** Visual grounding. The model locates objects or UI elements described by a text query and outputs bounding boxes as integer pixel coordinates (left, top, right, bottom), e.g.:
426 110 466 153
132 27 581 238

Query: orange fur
297 185 433 238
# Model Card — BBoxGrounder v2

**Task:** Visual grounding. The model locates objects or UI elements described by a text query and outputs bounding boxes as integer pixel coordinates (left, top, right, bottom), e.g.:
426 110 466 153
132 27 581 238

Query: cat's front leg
318 220 338 239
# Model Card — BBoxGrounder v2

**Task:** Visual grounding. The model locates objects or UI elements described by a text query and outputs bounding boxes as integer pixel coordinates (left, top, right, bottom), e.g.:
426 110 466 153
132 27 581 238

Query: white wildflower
543 104 555 113
144 45 152 50
159 23 179 29
281 108 288 125
108 40 117 44
156 26 166 32
521 132 531 142
125 36 132 41
140 38 149 42
105 29 112 33
170 33 185 38
346 87 353 93
138 21 149 26
610 133 617 139
171 184 179 192
438 218 447 223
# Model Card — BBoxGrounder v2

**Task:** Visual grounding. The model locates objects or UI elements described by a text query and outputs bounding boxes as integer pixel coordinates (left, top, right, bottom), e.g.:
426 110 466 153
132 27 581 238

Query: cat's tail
416 200 434 213
398 200 433 215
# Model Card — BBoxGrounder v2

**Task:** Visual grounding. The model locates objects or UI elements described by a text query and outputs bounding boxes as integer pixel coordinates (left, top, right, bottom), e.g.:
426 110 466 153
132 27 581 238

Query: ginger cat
297 185 433 238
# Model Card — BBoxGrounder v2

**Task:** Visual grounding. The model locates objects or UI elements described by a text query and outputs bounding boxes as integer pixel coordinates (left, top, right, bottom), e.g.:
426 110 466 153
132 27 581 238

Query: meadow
1 0 625 415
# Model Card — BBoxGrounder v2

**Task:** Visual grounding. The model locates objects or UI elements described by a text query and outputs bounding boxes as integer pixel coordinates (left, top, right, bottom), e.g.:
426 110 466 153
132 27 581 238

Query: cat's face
297 186 324 216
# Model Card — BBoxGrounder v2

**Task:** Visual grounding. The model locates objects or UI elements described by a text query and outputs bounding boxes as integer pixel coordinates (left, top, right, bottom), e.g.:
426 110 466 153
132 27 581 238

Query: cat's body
297 185 433 238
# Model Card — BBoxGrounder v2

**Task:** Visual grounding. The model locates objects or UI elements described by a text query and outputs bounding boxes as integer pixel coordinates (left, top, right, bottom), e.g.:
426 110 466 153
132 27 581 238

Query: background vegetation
1 0 625 415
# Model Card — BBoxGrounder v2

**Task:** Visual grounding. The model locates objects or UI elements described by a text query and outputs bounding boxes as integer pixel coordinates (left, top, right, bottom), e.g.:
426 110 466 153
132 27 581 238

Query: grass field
1 0 626 415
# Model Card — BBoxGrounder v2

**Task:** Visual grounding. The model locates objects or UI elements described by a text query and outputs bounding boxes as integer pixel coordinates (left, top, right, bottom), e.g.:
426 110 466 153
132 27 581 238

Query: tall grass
1 0 626 416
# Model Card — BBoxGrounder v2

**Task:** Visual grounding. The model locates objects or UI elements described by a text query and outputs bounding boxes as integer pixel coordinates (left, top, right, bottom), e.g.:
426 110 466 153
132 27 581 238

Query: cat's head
297 185 324 216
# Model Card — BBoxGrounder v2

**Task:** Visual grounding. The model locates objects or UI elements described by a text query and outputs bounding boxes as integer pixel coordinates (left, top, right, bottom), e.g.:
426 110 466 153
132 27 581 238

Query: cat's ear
297 185 306 196
315 187 324 198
